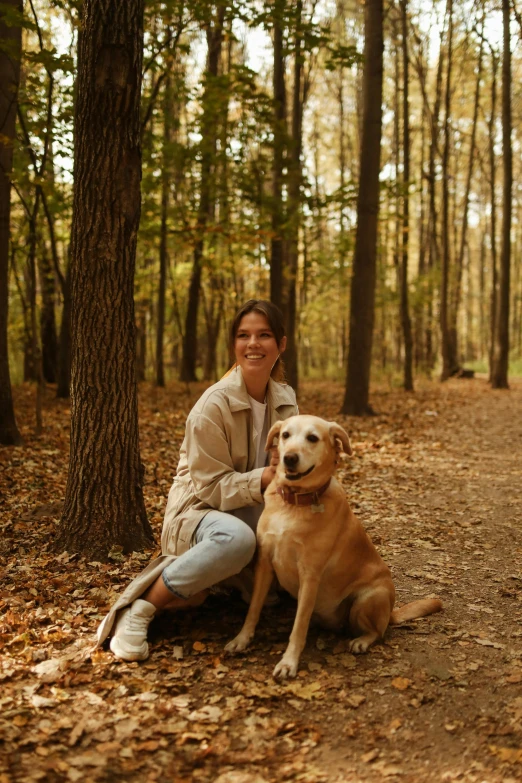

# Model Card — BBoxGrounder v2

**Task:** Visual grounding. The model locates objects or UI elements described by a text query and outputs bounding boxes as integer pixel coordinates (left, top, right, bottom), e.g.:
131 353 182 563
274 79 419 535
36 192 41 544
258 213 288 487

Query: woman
97 299 298 661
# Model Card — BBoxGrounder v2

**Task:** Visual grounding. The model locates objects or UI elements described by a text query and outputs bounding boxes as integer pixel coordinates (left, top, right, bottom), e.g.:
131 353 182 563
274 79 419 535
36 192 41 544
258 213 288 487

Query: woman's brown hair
229 299 286 382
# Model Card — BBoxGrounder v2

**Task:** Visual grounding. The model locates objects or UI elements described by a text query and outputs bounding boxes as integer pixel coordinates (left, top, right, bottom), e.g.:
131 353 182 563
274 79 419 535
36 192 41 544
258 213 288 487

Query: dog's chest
260 515 333 599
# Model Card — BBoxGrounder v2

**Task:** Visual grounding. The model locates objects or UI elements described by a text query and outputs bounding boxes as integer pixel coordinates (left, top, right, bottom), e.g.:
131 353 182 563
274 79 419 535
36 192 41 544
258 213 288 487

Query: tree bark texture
491 0 511 389
0 0 23 445
56 0 153 558
341 0 383 415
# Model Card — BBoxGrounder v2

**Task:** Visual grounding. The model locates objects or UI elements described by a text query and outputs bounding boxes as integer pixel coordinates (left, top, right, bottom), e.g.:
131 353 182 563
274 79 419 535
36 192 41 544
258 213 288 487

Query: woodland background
2 0 522 410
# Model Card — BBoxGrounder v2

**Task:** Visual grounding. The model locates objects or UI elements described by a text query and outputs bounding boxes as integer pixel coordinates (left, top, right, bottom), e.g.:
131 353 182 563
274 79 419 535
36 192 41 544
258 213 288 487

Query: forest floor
1 376 522 783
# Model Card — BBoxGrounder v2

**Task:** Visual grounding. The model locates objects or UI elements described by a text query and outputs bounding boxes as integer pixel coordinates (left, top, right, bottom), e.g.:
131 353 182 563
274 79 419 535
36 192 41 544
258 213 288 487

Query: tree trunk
284 0 304 392
448 10 484 372
56 0 153 559
156 69 171 387
440 0 457 380
491 0 511 388
426 12 446 371
180 4 224 383
0 0 23 446
341 0 383 415
488 51 498 381
39 241 59 384
27 195 44 435
270 0 286 311
400 0 413 391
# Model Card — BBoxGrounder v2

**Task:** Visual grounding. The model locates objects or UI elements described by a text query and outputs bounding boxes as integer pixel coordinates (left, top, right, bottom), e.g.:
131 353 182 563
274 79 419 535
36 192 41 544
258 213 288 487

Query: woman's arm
185 411 265 510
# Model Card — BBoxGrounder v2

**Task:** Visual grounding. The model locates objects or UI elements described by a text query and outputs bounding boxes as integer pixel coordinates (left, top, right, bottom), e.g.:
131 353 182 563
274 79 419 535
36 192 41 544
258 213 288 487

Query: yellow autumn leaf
489 745 522 764
391 677 412 691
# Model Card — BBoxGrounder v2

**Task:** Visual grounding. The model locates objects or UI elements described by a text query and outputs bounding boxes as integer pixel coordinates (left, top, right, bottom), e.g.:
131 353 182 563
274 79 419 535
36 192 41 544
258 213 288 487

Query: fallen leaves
391 677 412 691
489 745 522 764
2 379 522 782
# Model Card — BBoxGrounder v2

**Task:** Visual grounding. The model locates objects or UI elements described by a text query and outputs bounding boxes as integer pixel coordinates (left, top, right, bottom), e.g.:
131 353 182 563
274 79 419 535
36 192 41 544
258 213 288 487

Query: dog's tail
389 598 443 625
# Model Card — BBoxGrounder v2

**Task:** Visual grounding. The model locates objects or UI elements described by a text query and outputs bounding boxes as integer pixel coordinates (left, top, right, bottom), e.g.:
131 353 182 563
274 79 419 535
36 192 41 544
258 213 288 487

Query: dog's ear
329 422 352 455
265 420 283 451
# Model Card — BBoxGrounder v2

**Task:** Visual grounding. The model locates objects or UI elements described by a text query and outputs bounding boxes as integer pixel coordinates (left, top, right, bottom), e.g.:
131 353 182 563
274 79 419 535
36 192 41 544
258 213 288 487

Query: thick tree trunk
56 0 153 559
180 5 224 383
270 0 286 311
284 0 303 392
491 0 511 388
0 0 23 445
341 0 383 415
400 0 413 391
440 0 458 380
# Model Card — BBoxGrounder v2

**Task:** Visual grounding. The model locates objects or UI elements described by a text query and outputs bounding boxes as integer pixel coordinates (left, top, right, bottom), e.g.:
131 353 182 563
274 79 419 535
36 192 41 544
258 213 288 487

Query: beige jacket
97 369 297 646
161 367 298 556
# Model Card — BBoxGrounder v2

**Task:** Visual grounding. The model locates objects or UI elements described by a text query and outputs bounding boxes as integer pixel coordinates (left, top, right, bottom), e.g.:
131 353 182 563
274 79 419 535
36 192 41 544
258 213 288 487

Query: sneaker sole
110 635 149 661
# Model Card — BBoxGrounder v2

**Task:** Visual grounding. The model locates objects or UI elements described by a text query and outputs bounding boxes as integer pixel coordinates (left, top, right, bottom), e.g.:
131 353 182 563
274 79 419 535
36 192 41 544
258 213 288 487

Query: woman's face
234 312 286 382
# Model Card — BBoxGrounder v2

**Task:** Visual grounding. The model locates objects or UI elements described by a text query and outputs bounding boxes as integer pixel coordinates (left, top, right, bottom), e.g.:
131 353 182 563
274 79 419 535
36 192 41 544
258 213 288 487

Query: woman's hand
261 448 279 491
261 465 276 490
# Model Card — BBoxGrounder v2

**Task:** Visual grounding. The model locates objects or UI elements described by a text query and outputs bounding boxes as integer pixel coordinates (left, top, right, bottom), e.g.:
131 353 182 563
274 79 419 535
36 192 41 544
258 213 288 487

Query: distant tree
341 0 383 415
400 0 413 391
56 0 153 558
0 0 23 446
180 1 225 383
269 0 286 312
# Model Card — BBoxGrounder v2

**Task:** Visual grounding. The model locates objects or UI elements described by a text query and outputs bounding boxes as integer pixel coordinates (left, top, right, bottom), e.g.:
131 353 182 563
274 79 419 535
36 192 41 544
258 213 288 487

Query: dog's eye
306 434 319 443
281 431 290 439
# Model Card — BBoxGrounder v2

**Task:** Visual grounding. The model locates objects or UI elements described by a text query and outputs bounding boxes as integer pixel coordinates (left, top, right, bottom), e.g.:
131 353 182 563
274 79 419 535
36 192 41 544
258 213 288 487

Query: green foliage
7 0 522 388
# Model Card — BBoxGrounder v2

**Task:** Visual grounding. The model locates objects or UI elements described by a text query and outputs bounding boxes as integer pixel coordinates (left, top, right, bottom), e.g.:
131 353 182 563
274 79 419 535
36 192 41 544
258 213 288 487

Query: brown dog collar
276 479 331 512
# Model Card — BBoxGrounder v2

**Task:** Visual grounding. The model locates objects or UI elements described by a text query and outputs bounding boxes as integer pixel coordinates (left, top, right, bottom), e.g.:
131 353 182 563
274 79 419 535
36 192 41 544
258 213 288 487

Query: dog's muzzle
284 464 315 482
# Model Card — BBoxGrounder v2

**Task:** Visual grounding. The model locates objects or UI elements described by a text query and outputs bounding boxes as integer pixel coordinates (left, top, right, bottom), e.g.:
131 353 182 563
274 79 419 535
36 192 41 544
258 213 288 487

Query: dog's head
266 415 352 488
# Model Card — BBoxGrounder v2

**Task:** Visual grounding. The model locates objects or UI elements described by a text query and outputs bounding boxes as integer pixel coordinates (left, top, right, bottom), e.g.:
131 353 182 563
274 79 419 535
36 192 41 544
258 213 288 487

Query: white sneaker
109 599 156 661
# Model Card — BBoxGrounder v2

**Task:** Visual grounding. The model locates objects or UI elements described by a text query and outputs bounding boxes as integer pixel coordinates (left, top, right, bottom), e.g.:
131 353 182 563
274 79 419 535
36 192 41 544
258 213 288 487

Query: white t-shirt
248 394 269 470
232 395 268 532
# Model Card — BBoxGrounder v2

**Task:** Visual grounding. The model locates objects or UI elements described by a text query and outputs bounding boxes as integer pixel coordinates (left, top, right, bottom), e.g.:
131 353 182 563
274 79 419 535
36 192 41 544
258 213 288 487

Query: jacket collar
223 366 295 413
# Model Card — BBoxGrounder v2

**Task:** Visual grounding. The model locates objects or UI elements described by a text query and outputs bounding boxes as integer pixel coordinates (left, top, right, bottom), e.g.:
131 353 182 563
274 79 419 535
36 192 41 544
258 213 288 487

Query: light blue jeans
161 510 257 599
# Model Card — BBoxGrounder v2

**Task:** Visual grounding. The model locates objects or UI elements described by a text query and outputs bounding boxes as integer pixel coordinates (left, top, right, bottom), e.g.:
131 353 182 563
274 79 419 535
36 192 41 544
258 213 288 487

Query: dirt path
1 378 522 783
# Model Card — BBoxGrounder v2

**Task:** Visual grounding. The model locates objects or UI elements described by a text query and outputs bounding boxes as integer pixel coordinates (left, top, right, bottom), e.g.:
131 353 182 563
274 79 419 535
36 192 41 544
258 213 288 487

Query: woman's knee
207 516 256 567
232 523 257 567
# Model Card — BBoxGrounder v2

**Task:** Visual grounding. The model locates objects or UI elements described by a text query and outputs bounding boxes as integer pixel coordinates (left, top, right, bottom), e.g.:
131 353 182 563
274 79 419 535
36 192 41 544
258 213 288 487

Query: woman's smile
234 312 285 377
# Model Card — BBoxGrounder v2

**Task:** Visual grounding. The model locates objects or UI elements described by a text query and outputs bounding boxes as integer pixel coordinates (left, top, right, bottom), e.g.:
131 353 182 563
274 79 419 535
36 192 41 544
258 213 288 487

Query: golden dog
225 415 442 679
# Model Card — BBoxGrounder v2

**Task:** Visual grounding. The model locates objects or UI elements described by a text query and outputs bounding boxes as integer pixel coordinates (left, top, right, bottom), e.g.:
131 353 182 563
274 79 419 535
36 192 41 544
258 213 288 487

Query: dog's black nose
284 452 299 469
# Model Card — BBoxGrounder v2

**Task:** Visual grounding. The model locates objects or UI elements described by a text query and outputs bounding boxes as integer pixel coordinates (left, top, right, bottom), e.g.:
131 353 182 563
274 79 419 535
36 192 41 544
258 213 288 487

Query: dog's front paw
224 633 251 654
273 656 299 680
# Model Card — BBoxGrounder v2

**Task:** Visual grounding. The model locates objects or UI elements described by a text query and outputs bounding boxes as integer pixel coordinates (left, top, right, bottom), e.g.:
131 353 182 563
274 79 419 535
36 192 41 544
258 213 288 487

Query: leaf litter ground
1 378 522 783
